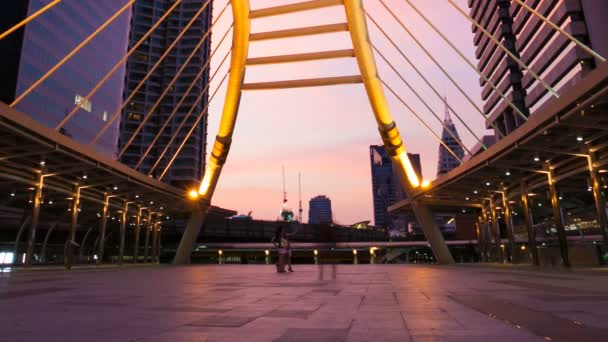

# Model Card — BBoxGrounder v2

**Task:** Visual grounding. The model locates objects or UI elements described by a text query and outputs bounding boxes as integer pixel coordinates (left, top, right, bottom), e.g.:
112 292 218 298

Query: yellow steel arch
173 0 454 264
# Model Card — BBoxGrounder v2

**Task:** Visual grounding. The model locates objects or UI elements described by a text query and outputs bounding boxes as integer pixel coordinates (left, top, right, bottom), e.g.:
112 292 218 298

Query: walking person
272 226 287 273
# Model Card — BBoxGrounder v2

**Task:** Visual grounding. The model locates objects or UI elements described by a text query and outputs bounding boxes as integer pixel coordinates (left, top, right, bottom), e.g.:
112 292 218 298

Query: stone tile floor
1 264 608 341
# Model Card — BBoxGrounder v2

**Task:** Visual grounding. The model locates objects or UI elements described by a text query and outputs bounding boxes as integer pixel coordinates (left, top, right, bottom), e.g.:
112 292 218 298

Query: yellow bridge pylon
173 0 455 265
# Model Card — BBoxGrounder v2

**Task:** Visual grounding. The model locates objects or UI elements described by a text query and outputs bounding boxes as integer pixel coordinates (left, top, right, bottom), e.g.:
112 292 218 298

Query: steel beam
589 153 608 244
520 182 539 265
249 23 348 41
488 197 504 263
13 216 31 265
250 0 343 18
97 194 110 265
65 185 81 269
144 211 152 263
547 170 570 267
25 173 44 266
242 75 362 90
246 49 355 65
40 222 58 263
133 207 143 263
118 201 129 265
173 202 210 264
500 191 516 263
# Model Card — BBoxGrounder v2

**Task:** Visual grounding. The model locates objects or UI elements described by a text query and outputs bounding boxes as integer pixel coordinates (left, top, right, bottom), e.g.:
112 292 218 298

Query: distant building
468 0 608 138
436 97 465 176
0 1 132 157
463 135 497 162
119 0 213 189
369 145 422 229
308 195 332 224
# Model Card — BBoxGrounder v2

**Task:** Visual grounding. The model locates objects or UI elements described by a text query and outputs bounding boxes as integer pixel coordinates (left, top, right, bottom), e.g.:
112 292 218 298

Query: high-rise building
370 145 422 228
119 0 212 189
469 0 608 138
436 97 465 176
0 1 132 157
308 195 333 224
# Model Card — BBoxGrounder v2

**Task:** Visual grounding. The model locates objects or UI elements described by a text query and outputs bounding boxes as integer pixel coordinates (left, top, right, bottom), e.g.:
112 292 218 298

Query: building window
127 112 143 121
74 95 92 112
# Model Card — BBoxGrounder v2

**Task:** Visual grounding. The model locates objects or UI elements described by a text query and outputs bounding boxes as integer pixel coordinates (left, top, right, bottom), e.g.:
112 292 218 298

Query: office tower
0 0 132 157
437 97 465 176
469 0 608 138
370 145 422 228
119 0 212 189
308 195 333 224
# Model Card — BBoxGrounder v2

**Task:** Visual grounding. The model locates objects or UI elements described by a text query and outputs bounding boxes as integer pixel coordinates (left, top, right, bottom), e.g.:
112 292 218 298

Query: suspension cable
512 0 605 63
372 44 471 157
55 0 184 130
366 10 496 146
0 0 62 41
134 25 233 170
381 79 464 163
11 1 134 108
114 1 230 156
157 72 230 181
93 0 215 145
148 50 232 176
401 0 528 122
372 3 498 143
447 0 559 98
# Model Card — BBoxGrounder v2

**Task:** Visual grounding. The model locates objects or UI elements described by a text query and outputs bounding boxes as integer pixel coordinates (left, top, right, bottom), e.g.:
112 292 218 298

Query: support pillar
133 207 143 263
481 203 493 261
501 191 516 263
475 219 485 262
489 197 504 262
589 153 608 244
156 223 162 263
65 185 81 269
173 201 210 264
143 211 152 263
118 201 129 265
40 222 57 263
25 173 44 266
79 226 93 261
97 194 110 265
410 200 455 264
520 182 539 266
151 218 159 263
548 170 570 267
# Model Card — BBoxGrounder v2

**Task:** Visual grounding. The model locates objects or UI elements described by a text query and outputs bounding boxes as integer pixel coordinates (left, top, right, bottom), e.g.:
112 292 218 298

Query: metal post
13 216 31 265
25 173 44 266
520 182 539 266
97 194 110 265
501 191 516 263
118 201 129 265
79 226 93 261
156 223 162 263
489 197 504 262
143 211 152 263
40 222 58 263
133 207 143 263
589 153 608 244
65 185 81 269
548 170 570 267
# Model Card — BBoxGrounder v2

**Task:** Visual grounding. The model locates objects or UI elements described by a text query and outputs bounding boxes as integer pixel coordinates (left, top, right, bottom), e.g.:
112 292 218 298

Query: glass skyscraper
308 195 333 224
119 0 212 189
0 0 132 157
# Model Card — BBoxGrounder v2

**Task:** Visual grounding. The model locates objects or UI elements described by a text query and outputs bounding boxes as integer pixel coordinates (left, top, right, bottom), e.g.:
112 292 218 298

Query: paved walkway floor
2 264 608 341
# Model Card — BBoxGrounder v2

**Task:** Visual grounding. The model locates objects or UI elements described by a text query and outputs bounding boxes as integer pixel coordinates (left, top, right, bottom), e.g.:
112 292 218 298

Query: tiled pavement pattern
1 265 608 341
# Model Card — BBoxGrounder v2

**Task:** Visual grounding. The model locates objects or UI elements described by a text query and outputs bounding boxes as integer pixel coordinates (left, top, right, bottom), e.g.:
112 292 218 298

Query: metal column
156 223 162 263
40 222 57 263
65 185 81 269
589 153 608 244
151 219 159 263
133 207 143 263
481 203 493 261
13 216 31 265
118 201 129 265
489 197 504 262
97 194 110 265
25 173 44 266
143 211 152 263
548 170 570 267
520 182 539 266
501 191 516 263
173 201 209 264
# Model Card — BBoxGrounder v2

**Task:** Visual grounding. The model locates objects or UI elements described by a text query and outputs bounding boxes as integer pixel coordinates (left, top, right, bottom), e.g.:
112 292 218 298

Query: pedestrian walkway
2 264 608 341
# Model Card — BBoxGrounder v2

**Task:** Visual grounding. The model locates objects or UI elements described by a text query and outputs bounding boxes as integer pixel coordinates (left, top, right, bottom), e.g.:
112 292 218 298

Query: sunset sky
206 0 489 224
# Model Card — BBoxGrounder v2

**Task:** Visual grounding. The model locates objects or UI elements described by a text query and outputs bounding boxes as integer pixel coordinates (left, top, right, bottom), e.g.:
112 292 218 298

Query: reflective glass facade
8 0 131 157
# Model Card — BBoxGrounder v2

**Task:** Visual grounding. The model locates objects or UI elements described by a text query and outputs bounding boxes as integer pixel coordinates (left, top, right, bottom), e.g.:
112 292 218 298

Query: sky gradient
206 0 489 224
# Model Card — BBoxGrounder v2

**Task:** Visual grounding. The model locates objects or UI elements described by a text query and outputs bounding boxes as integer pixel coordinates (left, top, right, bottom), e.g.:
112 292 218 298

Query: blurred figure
272 226 287 273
